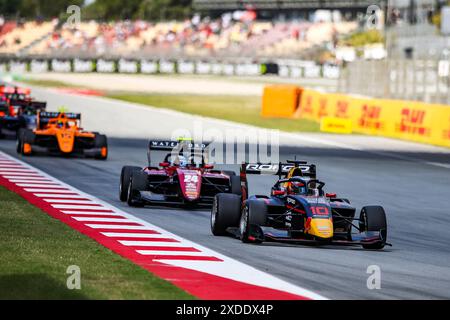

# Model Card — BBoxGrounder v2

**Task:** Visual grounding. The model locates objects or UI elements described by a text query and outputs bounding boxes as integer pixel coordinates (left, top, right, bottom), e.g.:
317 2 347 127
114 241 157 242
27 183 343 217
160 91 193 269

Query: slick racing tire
17 129 35 156
359 206 387 250
16 128 24 153
120 166 142 202
240 200 268 244
230 175 242 196
211 193 241 236
127 171 148 207
94 134 108 160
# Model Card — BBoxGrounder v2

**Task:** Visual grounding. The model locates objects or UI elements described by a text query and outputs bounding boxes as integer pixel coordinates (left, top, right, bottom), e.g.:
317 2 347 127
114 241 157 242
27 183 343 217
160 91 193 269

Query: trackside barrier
320 117 353 134
261 85 302 118
262 86 450 148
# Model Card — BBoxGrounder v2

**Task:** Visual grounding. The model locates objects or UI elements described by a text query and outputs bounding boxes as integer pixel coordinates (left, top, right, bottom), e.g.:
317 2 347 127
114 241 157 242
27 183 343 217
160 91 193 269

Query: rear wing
9 99 47 110
38 112 81 120
37 112 81 129
242 162 317 178
0 86 31 96
239 161 317 201
147 139 209 165
148 140 208 151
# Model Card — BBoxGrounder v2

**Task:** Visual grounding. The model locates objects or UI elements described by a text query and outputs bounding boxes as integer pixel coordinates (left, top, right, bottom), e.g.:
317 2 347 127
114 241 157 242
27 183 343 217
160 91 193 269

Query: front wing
227 226 391 247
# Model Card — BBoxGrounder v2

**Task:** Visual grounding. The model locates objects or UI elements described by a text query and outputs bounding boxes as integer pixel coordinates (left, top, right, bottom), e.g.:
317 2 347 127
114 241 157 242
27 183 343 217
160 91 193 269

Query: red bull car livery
211 160 390 250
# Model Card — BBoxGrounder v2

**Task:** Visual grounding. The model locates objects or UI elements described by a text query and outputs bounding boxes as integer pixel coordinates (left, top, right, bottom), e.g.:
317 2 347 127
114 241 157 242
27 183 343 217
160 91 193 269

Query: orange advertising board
261 85 302 118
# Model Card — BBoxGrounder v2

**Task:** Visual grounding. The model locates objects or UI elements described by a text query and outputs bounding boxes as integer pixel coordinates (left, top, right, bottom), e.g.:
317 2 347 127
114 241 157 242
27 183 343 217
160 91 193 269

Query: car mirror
159 162 170 168
326 193 337 198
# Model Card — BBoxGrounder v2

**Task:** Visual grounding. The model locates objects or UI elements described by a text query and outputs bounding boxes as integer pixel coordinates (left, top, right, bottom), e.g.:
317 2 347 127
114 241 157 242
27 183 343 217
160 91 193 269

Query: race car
120 139 242 207
16 111 108 160
0 85 31 100
211 160 389 250
0 98 47 137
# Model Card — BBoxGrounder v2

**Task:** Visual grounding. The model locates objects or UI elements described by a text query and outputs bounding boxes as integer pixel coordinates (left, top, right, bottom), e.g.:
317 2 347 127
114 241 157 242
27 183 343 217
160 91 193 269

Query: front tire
16 129 24 153
211 193 241 236
360 206 387 250
120 166 141 201
127 171 148 207
240 200 267 243
19 129 35 156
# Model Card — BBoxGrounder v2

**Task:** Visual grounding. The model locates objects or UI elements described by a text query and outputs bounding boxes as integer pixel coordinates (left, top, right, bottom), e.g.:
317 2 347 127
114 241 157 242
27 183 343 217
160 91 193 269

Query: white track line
0 165 26 169
8 179 53 183
24 188 75 193
85 224 150 230
71 217 129 222
2 173 43 177
62 211 122 216
136 250 207 256
119 240 184 246
51 204 105 210
122 242 191 248
17 183 65 188
0 168 36 172
35 194 86 198
101 232 161 238
43 199 96 204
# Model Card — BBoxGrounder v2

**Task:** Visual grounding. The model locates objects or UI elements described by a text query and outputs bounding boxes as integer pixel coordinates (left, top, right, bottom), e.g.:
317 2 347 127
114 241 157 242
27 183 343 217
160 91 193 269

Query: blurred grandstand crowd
0 13 357 61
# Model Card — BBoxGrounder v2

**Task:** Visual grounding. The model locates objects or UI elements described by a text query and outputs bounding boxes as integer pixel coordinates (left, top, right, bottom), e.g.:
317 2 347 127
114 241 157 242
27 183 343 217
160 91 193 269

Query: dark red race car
0 85 46 138
119 139 242 207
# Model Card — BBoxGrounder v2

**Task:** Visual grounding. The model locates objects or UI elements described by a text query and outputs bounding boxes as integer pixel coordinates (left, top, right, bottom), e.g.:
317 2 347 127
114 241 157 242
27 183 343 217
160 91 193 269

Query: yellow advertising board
290 87 450 148
320 117 353 134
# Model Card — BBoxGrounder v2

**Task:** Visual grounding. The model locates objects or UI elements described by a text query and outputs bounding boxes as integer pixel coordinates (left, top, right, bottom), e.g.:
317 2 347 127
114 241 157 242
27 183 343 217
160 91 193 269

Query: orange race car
16 111 108 160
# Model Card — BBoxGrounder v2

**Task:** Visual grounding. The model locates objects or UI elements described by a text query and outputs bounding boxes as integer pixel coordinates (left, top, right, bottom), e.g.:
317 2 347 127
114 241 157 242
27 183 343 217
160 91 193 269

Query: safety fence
339 58 450 105
0 57 340 79
262 85 450 148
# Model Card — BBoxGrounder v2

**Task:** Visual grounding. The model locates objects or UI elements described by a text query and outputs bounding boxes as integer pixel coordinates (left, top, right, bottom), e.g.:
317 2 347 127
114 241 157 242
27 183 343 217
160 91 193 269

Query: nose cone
178 169 202 201
56 131 75 153
309 218 333 239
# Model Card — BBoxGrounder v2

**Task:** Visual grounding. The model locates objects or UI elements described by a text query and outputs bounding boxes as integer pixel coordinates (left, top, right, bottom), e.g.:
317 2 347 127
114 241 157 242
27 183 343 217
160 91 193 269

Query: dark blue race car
211 160 390 250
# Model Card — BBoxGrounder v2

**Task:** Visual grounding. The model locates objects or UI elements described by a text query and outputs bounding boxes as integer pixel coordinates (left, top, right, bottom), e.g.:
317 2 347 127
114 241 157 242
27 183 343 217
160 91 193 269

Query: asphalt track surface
2 87 450 299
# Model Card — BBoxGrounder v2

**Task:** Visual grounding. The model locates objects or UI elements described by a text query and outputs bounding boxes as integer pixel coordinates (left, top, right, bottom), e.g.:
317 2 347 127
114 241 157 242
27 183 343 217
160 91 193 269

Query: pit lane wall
262 85 450 148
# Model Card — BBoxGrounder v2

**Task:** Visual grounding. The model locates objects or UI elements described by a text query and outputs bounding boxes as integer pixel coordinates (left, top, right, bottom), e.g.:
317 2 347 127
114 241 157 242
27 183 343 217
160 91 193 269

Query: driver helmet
289 181 306 195
177 155 188 167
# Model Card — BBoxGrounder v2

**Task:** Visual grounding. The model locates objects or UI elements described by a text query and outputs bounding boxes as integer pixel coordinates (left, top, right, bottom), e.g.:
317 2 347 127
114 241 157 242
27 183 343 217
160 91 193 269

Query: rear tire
360 206 387 250
240 200 267 243
211 193 241 236
127 171 148 207
230 175 242 195
94 134 108 160
120 166 141 201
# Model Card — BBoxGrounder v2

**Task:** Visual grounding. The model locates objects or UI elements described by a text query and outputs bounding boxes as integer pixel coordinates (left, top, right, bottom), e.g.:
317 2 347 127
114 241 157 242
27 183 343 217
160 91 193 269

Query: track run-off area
1 85 450 299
